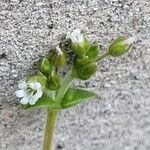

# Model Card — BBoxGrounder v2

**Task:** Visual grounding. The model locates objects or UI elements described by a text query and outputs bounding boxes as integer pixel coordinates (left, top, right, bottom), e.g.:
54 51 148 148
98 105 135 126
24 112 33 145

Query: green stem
56 70 75 102
43 109 58 150
43 71 75 150
95 52 110 62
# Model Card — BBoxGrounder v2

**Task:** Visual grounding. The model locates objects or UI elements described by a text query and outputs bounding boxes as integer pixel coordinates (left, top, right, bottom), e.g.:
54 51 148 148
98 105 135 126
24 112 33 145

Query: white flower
66 28 84 45
56 45 63 55
15 81 42 105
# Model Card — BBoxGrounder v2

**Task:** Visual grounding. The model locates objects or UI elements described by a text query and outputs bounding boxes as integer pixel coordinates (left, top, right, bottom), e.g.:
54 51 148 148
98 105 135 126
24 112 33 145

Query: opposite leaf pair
23 88 97 110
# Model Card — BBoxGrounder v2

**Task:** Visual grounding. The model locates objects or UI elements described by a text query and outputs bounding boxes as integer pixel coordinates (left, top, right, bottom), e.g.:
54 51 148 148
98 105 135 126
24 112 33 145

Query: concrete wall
0 0 150 150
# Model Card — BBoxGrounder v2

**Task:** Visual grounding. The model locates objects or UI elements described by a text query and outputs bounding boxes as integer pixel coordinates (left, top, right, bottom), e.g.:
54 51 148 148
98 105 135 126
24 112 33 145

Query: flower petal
29 97 38 105
15 90 25 98
34 82 41 90
72 28 81 36
67 29 82 43
20 97 29 105
56 45 63 55
18 81 27 89
78 34 84 44
70 29 84 44
29 90 42 105
34 89 42 99
29 83 35 89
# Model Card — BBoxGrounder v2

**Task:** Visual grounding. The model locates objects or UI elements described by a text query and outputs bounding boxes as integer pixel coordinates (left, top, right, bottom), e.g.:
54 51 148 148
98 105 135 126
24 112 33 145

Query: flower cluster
15 29 134 107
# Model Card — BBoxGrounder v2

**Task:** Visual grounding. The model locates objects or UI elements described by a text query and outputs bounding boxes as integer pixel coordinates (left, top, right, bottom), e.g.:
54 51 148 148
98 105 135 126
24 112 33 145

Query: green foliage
18 30 133 110
74 56 90 66
109 36 126 48
61 88 97 108
22 96 60 110
54 53 65 68
47 73 61 90
73 55 97 80
109 36 131 57
75 63 97 80
86 43 100 61
49 48 65 68
22 88 98 110
16 29 134 150
72 42 100 80
71 37 90 57
39 57 52 76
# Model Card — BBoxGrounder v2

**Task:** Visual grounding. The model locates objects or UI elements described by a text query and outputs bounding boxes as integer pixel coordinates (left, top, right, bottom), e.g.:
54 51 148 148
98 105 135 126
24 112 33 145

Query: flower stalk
15 29 134 150
43 109 58 150
95 52 110 62
43 71 75 150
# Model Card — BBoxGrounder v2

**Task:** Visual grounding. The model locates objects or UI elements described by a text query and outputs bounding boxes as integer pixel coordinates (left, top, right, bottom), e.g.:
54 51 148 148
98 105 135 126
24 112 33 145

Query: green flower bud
66 29 90 57
74 63 97 80
49 46 65 68
86 42 100 60
109 36 134 57
54 46 65 68
39 57 52 76
47 73 61 90
74 56 90 66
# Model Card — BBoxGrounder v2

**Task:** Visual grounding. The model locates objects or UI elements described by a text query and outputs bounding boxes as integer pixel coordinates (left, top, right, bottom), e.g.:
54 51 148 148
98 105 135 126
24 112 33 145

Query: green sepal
109 36 130 57
39 57 52 76
109 44 128 57
86 43 99 60
71 37 90 57
61 88 98 108
22 96 61 110
54 53 65 68
49 49 56 64
109 36 126 48
49 48 65 68
74 63 97 80
74 56 90 66
47 73 61 90
82 37 90 54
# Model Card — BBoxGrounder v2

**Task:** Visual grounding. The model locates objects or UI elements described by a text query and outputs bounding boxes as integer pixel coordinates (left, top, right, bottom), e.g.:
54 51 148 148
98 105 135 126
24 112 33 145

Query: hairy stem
43 71 75 150
56 70 75 102
95 52 110 62
43 109 58 150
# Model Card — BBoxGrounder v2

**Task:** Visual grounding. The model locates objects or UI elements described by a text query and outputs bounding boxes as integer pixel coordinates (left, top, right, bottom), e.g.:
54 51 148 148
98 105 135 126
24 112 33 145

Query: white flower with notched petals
15 81 42 105
66 28 84 45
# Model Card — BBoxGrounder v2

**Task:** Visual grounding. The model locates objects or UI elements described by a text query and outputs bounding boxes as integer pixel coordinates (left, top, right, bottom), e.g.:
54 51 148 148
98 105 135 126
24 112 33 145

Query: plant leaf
61 88 98 108
22 96 60 110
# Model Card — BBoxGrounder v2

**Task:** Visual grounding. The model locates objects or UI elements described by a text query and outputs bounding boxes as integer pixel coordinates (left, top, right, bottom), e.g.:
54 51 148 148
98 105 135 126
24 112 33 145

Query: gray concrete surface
0 0 150 150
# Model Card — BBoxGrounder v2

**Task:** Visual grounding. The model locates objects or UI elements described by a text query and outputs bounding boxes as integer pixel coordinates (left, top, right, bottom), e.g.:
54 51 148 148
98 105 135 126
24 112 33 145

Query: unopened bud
74 56 90 66
49 46 65 68
47 73 61 90
66 29 90 57
109 36 134 57
39 57 52 76
74 63 97 80
86 42 100 61
55 46 65 67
